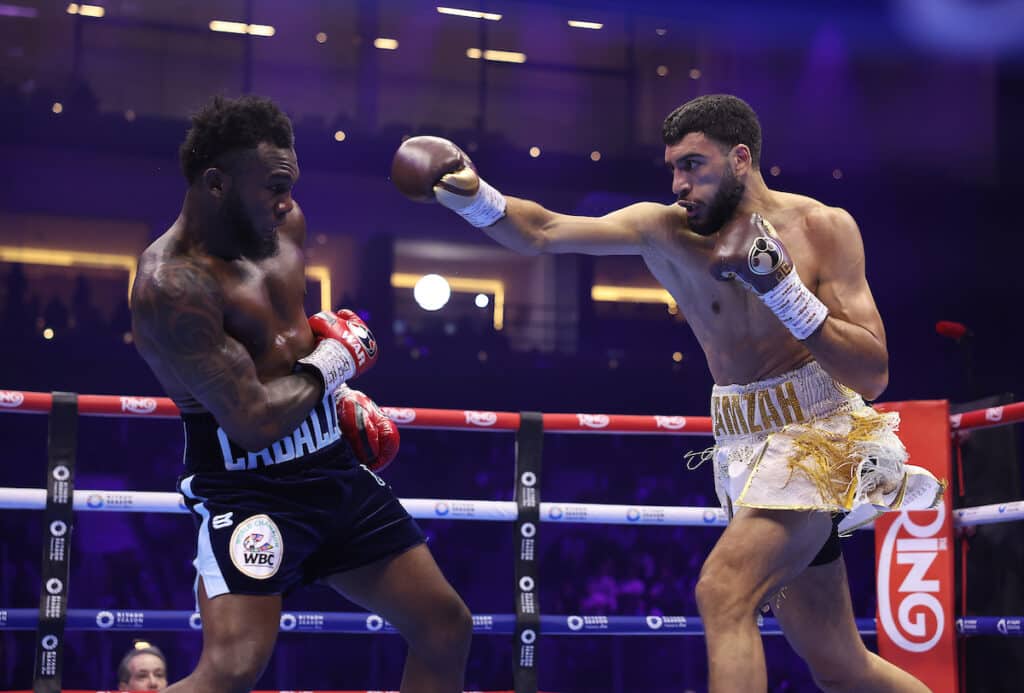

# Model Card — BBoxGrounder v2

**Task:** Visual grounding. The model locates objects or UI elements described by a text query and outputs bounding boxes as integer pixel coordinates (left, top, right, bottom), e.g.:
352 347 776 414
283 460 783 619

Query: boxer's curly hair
179 95 294 183
662 94 762 166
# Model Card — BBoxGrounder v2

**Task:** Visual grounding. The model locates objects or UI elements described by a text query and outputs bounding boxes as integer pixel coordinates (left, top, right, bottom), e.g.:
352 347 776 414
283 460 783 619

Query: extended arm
391 136 676 257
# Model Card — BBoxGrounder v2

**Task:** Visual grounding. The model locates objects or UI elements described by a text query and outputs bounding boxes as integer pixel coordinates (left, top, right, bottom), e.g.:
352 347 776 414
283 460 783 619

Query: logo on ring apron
229 514 283 580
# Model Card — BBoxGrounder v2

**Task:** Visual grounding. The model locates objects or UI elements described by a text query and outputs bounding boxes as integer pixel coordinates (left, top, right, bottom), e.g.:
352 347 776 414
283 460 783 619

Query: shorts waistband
182 393 346 475
710 361 861 443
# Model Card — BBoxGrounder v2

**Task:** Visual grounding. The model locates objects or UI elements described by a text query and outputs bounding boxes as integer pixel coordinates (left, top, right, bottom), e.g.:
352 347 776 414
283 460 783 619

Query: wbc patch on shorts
229 514 284 579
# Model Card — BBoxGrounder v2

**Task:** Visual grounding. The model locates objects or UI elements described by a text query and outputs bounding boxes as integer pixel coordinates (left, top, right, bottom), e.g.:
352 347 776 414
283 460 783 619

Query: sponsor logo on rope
703 509 721 524
464 410 498 426
41 634 59 651
568 615 609 632
286 613 325 630
646 615 664 630
365 614 385 631
92 493 133 508
0 390 25 407
997 618 1022 635
472 614 494 631
94 610 145 628
985 406 1004 423
576 414 610 429
548 505 564 520
654 416 687 430
381 406 416 423
280 613 297 631
434 501 450 516
120 396 158 414
877 510 947 652
625 507 667 523
189 613 202 630
229 515 283 579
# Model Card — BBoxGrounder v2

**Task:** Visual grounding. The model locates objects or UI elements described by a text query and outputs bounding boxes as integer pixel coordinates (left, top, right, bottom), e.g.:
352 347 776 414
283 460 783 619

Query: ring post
874 400 957 691
33 392 78 693
513 411 543 693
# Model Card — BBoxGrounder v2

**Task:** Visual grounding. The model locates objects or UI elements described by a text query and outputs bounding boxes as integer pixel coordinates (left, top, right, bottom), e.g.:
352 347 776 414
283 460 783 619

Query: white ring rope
2 486 1020 528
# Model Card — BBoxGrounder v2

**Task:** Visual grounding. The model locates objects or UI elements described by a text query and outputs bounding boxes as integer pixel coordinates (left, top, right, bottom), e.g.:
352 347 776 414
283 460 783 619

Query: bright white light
67 3 104 17
437 6 502 21
465 48 527 63
209 20 247 34
247 23 275 37
209 20 275 37
374 37 398 50
475 293 489 308
413 274 451 311
568 20 602 30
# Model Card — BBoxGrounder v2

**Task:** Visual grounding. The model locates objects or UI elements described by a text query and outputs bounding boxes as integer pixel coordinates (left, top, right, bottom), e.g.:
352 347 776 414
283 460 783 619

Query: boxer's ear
731 144 753 176
201 167 228 199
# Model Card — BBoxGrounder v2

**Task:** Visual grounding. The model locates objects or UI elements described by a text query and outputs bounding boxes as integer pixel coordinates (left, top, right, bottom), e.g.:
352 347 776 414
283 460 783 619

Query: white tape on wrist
298 339 356 394
759 270 829 340
456 177 507 228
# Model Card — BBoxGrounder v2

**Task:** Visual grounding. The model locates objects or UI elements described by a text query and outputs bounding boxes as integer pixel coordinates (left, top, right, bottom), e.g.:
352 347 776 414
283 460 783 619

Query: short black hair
117 642 167 683
662 94 762 166
179 95 294 184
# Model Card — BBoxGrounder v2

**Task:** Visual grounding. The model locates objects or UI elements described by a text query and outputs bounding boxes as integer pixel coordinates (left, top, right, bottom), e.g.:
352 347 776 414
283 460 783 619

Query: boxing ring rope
2 389 1024 692
4 388 1024 431
3 486 1024 528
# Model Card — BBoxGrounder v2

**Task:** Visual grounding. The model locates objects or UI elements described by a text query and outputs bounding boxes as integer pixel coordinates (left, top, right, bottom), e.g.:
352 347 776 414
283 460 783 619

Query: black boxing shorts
177 393 424 597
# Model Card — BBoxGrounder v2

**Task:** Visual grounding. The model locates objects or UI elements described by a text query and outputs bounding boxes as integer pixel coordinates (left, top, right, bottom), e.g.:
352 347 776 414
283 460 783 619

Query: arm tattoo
133 260 250 414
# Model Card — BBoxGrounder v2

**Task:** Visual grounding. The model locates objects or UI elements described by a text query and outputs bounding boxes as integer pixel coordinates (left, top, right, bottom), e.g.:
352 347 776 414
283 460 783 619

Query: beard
221 190 278 260
689 165 745 236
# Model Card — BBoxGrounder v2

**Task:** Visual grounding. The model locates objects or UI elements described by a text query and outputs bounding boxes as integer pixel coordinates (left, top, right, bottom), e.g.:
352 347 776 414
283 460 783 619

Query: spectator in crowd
118 641 168 691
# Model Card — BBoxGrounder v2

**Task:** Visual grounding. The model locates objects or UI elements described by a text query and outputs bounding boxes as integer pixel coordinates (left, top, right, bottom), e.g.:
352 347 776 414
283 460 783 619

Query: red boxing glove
336 385 400 472
299 309 379 394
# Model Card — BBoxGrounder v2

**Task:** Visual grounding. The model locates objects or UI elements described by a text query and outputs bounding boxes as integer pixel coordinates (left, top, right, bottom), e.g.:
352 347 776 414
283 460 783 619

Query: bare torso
639 191 826 386
132 205 313 413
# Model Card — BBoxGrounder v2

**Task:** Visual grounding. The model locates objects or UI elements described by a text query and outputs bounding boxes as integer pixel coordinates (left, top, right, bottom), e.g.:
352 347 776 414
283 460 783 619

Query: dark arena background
1 1 1023 691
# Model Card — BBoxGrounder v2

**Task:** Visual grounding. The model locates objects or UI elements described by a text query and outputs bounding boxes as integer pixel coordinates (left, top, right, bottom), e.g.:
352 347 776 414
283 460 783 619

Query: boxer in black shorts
131 95 471 692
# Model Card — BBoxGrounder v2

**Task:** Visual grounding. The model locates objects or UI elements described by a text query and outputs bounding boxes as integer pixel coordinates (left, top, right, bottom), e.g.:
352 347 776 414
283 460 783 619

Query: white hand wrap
759 270 829 340
455 177 507 228
298 338 356 394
